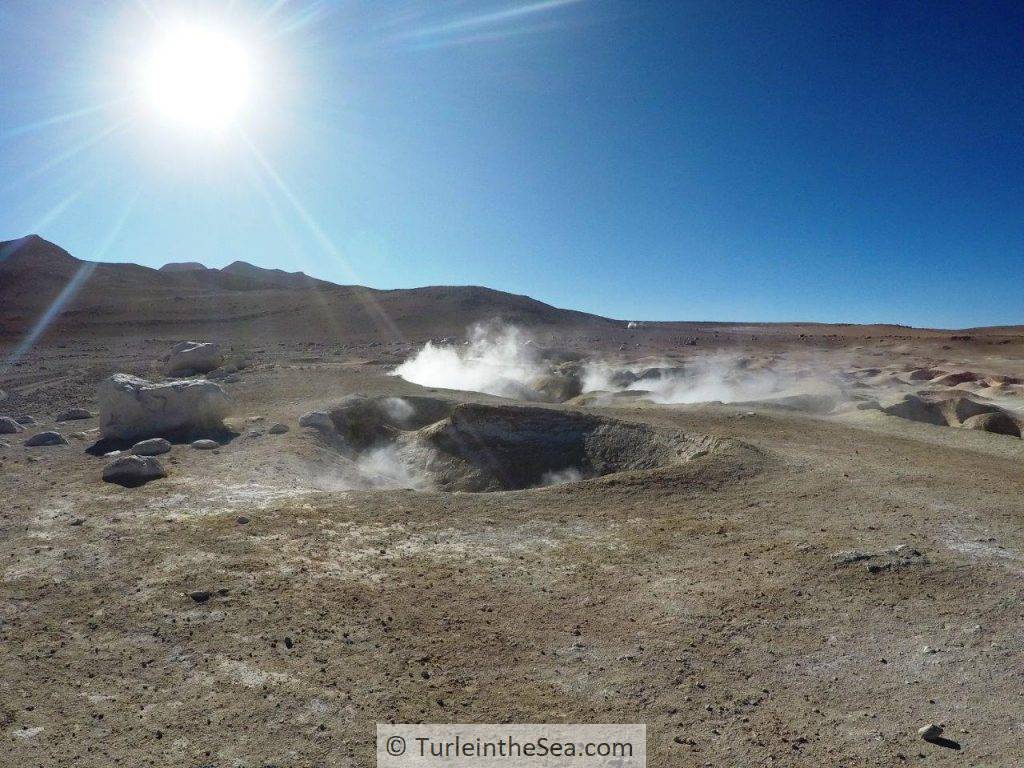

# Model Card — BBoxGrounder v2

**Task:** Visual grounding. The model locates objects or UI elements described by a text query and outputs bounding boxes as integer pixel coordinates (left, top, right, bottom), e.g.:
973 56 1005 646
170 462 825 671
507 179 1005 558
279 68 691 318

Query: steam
539 467 584 486
395 322 837 406
393 322 544 399
352 446 432 490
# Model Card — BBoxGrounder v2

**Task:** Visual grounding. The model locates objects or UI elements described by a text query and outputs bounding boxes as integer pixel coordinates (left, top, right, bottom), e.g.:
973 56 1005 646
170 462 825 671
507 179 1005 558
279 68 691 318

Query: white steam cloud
393 323 544 399
394 323 838 407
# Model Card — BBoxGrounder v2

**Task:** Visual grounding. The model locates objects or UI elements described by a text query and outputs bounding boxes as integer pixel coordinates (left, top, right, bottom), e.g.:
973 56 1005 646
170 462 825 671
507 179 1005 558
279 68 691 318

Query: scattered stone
268 423 289 434
298 411 332 430
24 431 69 447
165 341 223 376
98 374 232 441
102 455 167 487
130 437 172 456
918 723 943 742
0 416 23 434
14 415 35 425
236 516 250 524
188 590 213 603
191 439 219 450
921 645 939 655
56 407 92 421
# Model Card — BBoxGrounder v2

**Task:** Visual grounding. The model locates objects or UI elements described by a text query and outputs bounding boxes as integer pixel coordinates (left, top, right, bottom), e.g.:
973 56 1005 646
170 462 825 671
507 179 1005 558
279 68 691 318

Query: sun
141 23 254 134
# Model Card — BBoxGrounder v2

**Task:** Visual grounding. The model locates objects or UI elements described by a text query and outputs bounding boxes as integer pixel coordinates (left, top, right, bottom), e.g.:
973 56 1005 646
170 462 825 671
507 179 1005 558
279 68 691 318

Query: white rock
191 439 220 450
102 455 167 486
98 374 231 441
165 341 223 376
130 437 172 456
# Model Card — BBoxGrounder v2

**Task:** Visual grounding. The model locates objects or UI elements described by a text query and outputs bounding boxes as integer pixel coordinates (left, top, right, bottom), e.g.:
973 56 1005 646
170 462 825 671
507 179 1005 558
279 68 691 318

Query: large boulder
165 341 223 376
102 455 167 486
98 374 231 441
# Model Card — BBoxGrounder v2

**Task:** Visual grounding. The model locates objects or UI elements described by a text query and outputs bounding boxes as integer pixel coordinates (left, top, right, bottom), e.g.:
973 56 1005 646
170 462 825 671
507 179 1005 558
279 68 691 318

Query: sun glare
141 23 253 134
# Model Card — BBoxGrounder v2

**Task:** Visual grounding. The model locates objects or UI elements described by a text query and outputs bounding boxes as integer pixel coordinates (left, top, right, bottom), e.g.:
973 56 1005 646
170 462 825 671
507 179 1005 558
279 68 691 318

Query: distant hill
159 262 208 273
0 235 617 343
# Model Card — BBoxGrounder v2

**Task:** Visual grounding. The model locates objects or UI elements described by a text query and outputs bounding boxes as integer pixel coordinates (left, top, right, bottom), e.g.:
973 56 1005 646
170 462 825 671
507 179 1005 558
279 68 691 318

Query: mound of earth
306 395 724 492
961 411 1021 437
930 370 980 386
881 390 1018 434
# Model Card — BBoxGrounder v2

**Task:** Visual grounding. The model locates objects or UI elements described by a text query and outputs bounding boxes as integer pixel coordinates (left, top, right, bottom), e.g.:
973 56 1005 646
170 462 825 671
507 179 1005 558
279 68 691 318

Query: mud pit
312 395 722 492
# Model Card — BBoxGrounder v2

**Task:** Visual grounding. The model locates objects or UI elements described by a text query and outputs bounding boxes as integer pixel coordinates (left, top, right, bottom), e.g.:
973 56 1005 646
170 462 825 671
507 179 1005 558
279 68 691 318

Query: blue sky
0 1 1021 328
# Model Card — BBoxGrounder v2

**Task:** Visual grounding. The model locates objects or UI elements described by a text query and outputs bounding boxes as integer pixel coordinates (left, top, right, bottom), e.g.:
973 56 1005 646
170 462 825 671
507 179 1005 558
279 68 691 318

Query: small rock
188 590 212 603
236 516 250 525
14 415 36 425
24 431 69 447
298 411 332 430
102 455 167 487
56 407 92 421
131 438 172 456
918 723 943 742
0 416 24 434
921 645 939 655
268 423 289 434
191 439 219 450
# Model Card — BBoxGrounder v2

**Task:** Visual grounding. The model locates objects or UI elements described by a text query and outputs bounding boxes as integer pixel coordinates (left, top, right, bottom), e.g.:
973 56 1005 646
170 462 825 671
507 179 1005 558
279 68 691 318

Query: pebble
131 438 172 456
918 723 943 742
191 439 219 450
268 423 289 434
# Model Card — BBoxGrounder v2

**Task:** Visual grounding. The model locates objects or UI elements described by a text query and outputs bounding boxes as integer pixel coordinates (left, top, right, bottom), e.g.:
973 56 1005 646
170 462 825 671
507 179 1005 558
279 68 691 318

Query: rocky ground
3 332 1024 766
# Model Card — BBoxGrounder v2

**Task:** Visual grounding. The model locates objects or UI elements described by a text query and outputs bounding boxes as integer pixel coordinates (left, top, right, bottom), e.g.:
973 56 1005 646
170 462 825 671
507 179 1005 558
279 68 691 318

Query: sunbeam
5 117 133 192
392 0 586 43
1 192 139 374
0 101 124 144
239 130 407 342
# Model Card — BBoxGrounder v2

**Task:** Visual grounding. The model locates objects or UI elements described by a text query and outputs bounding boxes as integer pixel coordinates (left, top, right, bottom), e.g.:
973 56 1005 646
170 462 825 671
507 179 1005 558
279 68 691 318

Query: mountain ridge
0 235 616 343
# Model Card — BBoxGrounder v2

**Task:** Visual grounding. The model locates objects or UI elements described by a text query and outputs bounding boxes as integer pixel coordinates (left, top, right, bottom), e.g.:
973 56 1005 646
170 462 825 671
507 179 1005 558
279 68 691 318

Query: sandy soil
3 333 1024 767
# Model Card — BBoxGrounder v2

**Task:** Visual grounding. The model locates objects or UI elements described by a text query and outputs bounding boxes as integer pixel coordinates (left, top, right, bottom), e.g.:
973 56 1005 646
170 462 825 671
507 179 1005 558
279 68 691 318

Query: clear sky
0 1 1021 328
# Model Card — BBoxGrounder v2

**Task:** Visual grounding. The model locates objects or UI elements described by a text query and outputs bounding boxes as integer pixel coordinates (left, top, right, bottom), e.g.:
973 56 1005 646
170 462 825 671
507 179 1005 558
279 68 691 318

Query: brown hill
0 235 615 344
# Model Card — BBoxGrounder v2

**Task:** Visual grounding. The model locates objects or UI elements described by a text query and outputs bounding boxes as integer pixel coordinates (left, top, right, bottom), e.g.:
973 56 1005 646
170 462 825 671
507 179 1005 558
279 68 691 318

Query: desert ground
3 240 1024 767
4 326 1024 768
